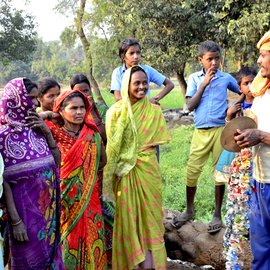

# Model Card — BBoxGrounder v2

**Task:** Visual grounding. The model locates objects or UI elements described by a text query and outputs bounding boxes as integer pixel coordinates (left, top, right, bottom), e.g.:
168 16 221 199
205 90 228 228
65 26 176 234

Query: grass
160 125 227 223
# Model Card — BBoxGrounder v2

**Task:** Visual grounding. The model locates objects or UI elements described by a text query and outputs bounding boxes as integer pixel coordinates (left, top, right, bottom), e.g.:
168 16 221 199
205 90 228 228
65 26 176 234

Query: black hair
234 67 257 85
198 40 221 57
130 65 147 77
119 38 141 62
37 78 60 98
59 92 87 110
70 74 90 89
23 78 38 94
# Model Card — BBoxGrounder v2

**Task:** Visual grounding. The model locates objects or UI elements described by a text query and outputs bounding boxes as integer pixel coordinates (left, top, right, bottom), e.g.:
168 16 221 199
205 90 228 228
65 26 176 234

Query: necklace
62 126 81 137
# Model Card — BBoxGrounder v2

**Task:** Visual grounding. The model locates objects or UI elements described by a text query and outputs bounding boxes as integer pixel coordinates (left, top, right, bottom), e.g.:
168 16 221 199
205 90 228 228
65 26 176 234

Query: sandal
208 222 222 234
171 212 195 228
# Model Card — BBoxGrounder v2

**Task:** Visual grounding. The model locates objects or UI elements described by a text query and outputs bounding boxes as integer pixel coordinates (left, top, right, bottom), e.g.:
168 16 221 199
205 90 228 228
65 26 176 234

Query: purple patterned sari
0 78 63 269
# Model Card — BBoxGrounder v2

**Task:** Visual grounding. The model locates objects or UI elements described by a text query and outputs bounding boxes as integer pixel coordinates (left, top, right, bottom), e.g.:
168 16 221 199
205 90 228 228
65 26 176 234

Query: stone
164 209 252 269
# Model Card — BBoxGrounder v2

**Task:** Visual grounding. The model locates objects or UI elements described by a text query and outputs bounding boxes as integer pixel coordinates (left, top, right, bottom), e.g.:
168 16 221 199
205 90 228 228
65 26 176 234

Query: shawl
103 66 170 201
250 31 270 97
103 67 138 200
0 78 51 171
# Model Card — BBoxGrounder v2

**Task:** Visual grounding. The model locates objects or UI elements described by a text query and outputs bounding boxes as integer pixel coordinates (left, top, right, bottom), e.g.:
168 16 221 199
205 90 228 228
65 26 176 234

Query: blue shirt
186 69 240 128
110 64 166 97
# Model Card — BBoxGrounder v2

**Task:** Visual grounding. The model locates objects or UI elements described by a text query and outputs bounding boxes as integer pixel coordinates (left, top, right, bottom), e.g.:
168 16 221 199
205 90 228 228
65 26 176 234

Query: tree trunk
174 64 187 110
75 0 106 105
220 48 226 71
174 68 187 98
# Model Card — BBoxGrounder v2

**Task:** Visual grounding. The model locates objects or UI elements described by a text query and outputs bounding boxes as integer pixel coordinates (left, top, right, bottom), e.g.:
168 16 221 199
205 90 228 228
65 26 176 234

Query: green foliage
0 1 37 64
1 0 270 96
60 27 77 49
31 39 86 82
0 60 32 85
160 125 226 222
218 0 270 68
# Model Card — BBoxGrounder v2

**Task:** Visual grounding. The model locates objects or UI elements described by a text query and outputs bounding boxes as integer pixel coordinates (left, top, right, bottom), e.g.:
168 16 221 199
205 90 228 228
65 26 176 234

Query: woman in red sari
46 90 107 269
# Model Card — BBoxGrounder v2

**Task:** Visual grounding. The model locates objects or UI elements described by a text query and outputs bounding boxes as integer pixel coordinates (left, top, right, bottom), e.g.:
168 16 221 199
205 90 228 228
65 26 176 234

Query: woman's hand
12 221 29 242
26 111 50 135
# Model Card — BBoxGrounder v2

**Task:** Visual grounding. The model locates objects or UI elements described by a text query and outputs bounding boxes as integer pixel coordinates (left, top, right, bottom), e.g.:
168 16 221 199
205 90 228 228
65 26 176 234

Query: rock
163 109 194 128
164 209 252 269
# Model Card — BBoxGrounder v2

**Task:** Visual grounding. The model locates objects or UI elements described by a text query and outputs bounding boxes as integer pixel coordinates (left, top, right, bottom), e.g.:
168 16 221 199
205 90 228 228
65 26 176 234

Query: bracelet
225 118 230 123
11 219 22 226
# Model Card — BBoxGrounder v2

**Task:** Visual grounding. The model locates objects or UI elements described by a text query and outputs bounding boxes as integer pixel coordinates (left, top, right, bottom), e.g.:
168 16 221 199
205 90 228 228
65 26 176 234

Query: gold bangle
11 219 22 226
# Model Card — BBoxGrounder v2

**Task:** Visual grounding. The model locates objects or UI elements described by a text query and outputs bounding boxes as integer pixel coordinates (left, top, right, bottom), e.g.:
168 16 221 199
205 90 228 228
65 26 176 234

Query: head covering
53 89 99 132
0 78 51 170
257 30 270 51
49 89 99 178
250 31 270 97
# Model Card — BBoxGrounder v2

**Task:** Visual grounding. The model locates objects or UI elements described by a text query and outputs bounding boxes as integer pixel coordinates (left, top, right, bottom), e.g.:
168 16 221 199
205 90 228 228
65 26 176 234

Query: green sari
104 67 170 269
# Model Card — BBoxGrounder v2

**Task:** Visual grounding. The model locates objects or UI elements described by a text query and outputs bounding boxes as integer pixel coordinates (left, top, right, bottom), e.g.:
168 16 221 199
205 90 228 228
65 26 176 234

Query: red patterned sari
47 90 107 269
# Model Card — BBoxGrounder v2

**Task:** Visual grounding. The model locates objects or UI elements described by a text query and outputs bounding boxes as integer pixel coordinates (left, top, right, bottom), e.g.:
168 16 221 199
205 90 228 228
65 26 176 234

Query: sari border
4 155 55 177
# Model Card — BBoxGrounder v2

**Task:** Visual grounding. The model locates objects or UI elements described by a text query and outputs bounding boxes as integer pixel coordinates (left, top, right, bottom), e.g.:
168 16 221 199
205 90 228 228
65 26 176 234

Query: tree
104 0 270 96
0 1 37 64
56 0 107 104
31 39 86 82
103 0 224 96
219 0 270 69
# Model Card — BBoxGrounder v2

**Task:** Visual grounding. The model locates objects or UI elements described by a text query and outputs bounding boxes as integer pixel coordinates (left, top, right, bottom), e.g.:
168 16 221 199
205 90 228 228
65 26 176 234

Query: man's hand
234 128 261 148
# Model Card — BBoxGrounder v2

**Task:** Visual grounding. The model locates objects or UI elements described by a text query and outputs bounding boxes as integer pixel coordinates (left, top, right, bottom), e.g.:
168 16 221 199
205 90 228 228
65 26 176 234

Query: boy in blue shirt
110 38 174 103
173 40 240 233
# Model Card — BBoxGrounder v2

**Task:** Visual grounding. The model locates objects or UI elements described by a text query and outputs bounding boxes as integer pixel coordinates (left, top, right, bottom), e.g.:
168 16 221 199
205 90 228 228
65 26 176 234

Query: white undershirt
251 89 270 183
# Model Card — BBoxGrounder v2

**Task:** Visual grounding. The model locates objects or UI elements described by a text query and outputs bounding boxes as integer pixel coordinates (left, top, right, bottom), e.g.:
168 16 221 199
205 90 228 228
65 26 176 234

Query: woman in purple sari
0 78 63 269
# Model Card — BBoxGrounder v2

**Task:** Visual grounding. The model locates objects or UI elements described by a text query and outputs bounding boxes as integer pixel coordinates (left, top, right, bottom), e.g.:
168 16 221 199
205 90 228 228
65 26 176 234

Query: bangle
11 219 22 226
225 118 230 123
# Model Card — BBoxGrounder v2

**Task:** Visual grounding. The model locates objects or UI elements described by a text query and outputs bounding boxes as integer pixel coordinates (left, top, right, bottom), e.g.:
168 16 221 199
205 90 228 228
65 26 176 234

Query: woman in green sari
104 66 170 269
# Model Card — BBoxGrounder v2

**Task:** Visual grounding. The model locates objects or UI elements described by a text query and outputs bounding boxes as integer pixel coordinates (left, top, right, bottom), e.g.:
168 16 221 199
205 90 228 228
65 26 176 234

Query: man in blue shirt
173 40 239 233
110 38 174 104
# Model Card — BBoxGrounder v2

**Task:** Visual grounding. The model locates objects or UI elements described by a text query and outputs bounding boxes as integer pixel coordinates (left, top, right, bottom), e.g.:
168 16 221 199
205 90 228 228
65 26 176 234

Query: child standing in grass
110 37 174 103
214 67 257 182
173 40 240 233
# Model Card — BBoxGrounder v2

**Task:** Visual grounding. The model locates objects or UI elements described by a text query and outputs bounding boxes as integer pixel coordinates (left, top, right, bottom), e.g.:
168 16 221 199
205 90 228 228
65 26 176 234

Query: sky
11 0 72 41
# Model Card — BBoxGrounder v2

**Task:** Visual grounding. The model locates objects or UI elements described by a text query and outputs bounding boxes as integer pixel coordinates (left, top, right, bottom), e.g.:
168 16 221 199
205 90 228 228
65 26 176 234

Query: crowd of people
0 31 269 270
